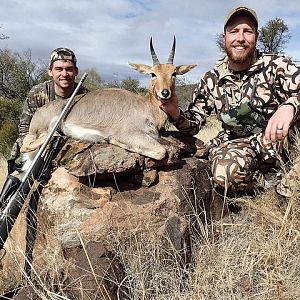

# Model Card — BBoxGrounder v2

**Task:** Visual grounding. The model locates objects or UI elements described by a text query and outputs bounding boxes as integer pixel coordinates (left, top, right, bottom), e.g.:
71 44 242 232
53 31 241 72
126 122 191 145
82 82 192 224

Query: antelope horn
150 37 160 66
167 35 176 64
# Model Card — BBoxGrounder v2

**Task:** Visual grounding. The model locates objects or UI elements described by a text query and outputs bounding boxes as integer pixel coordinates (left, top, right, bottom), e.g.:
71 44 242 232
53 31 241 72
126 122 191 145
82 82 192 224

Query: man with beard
160 6 300 197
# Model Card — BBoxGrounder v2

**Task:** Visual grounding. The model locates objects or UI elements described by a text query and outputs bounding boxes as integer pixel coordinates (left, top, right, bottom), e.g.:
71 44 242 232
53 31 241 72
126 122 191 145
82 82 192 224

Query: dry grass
105 225 194 300
0 153 8 190
1 120 300 300
190 192 300 300
195 115 222 144
3 189 299 300
104 125 300 300
103 190 299 300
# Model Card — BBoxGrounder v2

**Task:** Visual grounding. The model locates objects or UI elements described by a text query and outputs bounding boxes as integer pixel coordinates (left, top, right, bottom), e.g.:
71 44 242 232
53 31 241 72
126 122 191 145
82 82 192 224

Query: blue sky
1 0 300 86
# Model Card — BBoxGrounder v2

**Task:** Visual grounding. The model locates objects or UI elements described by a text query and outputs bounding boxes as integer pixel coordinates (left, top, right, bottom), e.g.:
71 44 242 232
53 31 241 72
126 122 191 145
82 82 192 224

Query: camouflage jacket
172 51 300 139
9 80 89 160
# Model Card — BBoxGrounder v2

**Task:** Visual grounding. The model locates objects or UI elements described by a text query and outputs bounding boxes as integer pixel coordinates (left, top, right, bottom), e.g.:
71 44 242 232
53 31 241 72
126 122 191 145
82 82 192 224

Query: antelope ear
176 64 197 75
128 62 152 74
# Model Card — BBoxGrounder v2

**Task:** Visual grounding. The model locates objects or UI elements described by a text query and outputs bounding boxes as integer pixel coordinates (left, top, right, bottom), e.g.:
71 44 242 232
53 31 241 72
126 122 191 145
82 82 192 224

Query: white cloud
1 0 300 87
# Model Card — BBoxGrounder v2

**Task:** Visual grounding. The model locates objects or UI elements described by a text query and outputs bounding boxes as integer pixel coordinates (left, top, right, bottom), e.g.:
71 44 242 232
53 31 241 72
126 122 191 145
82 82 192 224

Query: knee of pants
211 161 244 189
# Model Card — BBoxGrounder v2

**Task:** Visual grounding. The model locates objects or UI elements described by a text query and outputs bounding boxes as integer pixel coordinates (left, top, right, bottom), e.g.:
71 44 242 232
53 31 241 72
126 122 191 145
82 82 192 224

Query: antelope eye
151 73 157 78
172 72 177 77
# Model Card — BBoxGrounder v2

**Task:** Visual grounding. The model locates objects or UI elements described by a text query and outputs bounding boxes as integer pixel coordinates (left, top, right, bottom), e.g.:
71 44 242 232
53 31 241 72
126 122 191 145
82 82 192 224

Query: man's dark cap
224 6 258 30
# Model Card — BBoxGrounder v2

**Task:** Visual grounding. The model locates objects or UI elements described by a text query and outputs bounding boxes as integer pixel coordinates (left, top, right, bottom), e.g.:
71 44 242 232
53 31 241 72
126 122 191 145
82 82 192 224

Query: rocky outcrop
0 132 225 299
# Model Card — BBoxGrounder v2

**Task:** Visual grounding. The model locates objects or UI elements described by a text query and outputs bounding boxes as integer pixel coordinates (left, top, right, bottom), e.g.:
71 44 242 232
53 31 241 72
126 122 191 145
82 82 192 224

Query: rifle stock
0 73 88 250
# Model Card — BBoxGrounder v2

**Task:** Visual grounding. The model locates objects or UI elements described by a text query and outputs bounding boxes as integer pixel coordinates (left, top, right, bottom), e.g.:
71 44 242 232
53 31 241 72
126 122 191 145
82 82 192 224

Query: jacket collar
216 50 264 83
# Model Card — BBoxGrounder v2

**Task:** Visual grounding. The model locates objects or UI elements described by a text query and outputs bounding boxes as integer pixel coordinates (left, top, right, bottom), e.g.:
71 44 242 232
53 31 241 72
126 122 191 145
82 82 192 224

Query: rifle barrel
0 175 33 248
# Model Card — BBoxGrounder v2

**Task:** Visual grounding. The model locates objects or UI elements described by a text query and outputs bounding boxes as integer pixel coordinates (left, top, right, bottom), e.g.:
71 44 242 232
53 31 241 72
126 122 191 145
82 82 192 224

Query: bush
0 97 21 157
175 78 197 109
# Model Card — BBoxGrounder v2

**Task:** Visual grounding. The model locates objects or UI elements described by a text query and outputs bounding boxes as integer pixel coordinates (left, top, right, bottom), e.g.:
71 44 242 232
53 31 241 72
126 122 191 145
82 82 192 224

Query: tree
216 33 225 54
175 77 197 108
0 33 9 40
105 76 147 95
0 48 47 156
79 68 102 91
0 97 21 157
120 76 140 93
0 26 9 40
0 49 48 100
257 18 291 53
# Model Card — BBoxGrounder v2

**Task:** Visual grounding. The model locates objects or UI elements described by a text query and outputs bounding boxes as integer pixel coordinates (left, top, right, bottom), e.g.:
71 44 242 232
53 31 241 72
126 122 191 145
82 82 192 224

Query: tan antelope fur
20 37 197 164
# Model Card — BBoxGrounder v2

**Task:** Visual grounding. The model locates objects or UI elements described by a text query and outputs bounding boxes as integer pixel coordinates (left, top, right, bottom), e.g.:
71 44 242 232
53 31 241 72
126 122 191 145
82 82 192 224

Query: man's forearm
170 108 203 135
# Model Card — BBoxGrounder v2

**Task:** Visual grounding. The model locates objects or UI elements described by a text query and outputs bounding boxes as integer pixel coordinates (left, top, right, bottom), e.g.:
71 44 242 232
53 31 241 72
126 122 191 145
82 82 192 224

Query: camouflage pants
208 133 282 192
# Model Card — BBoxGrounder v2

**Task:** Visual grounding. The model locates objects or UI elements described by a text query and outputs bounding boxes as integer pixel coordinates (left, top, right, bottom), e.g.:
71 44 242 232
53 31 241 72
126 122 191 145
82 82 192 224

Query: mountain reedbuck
20 37 197 162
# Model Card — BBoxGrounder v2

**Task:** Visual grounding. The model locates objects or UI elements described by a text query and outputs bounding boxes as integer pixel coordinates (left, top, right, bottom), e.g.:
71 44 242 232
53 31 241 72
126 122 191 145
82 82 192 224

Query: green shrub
0 97 21 157
175 78 197 109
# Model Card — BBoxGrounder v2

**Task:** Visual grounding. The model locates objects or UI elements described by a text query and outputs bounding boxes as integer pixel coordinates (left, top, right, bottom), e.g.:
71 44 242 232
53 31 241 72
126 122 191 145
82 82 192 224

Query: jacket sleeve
8 86 48 160
18 86 48 140
8 93 35 160
275 57 300 116
171 73 216 135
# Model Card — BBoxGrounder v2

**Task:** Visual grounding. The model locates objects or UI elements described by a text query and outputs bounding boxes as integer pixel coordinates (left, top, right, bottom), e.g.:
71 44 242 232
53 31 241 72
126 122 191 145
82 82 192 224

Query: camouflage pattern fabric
209 133 281 191
9 80 89 161
49 48 77 68
172 51 300 136
172 51 300 193
209 138 258 191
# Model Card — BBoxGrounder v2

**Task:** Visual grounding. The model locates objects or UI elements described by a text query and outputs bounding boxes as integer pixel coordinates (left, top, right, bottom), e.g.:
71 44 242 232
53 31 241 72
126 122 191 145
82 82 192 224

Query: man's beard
225 44 256 65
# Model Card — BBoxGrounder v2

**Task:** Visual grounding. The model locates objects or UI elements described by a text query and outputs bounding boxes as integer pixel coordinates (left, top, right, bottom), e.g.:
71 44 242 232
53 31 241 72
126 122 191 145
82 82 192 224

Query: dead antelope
20 37 197 165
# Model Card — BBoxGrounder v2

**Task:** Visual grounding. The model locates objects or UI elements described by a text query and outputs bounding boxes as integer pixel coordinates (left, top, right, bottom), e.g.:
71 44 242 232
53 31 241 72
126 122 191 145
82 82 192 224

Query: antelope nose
161 89 170 99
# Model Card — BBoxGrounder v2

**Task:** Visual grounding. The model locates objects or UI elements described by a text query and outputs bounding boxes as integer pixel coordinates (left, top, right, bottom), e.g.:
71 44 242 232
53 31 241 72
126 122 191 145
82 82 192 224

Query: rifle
0 73 88 250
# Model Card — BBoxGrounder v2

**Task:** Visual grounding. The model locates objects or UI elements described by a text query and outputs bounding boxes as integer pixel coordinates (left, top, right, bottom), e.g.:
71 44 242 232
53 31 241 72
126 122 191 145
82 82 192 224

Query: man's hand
265 105 294 142
159 89 181 121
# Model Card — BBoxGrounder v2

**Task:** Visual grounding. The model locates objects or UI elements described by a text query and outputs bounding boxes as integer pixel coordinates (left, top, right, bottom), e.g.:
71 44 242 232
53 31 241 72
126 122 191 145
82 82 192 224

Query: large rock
0 132 224 299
